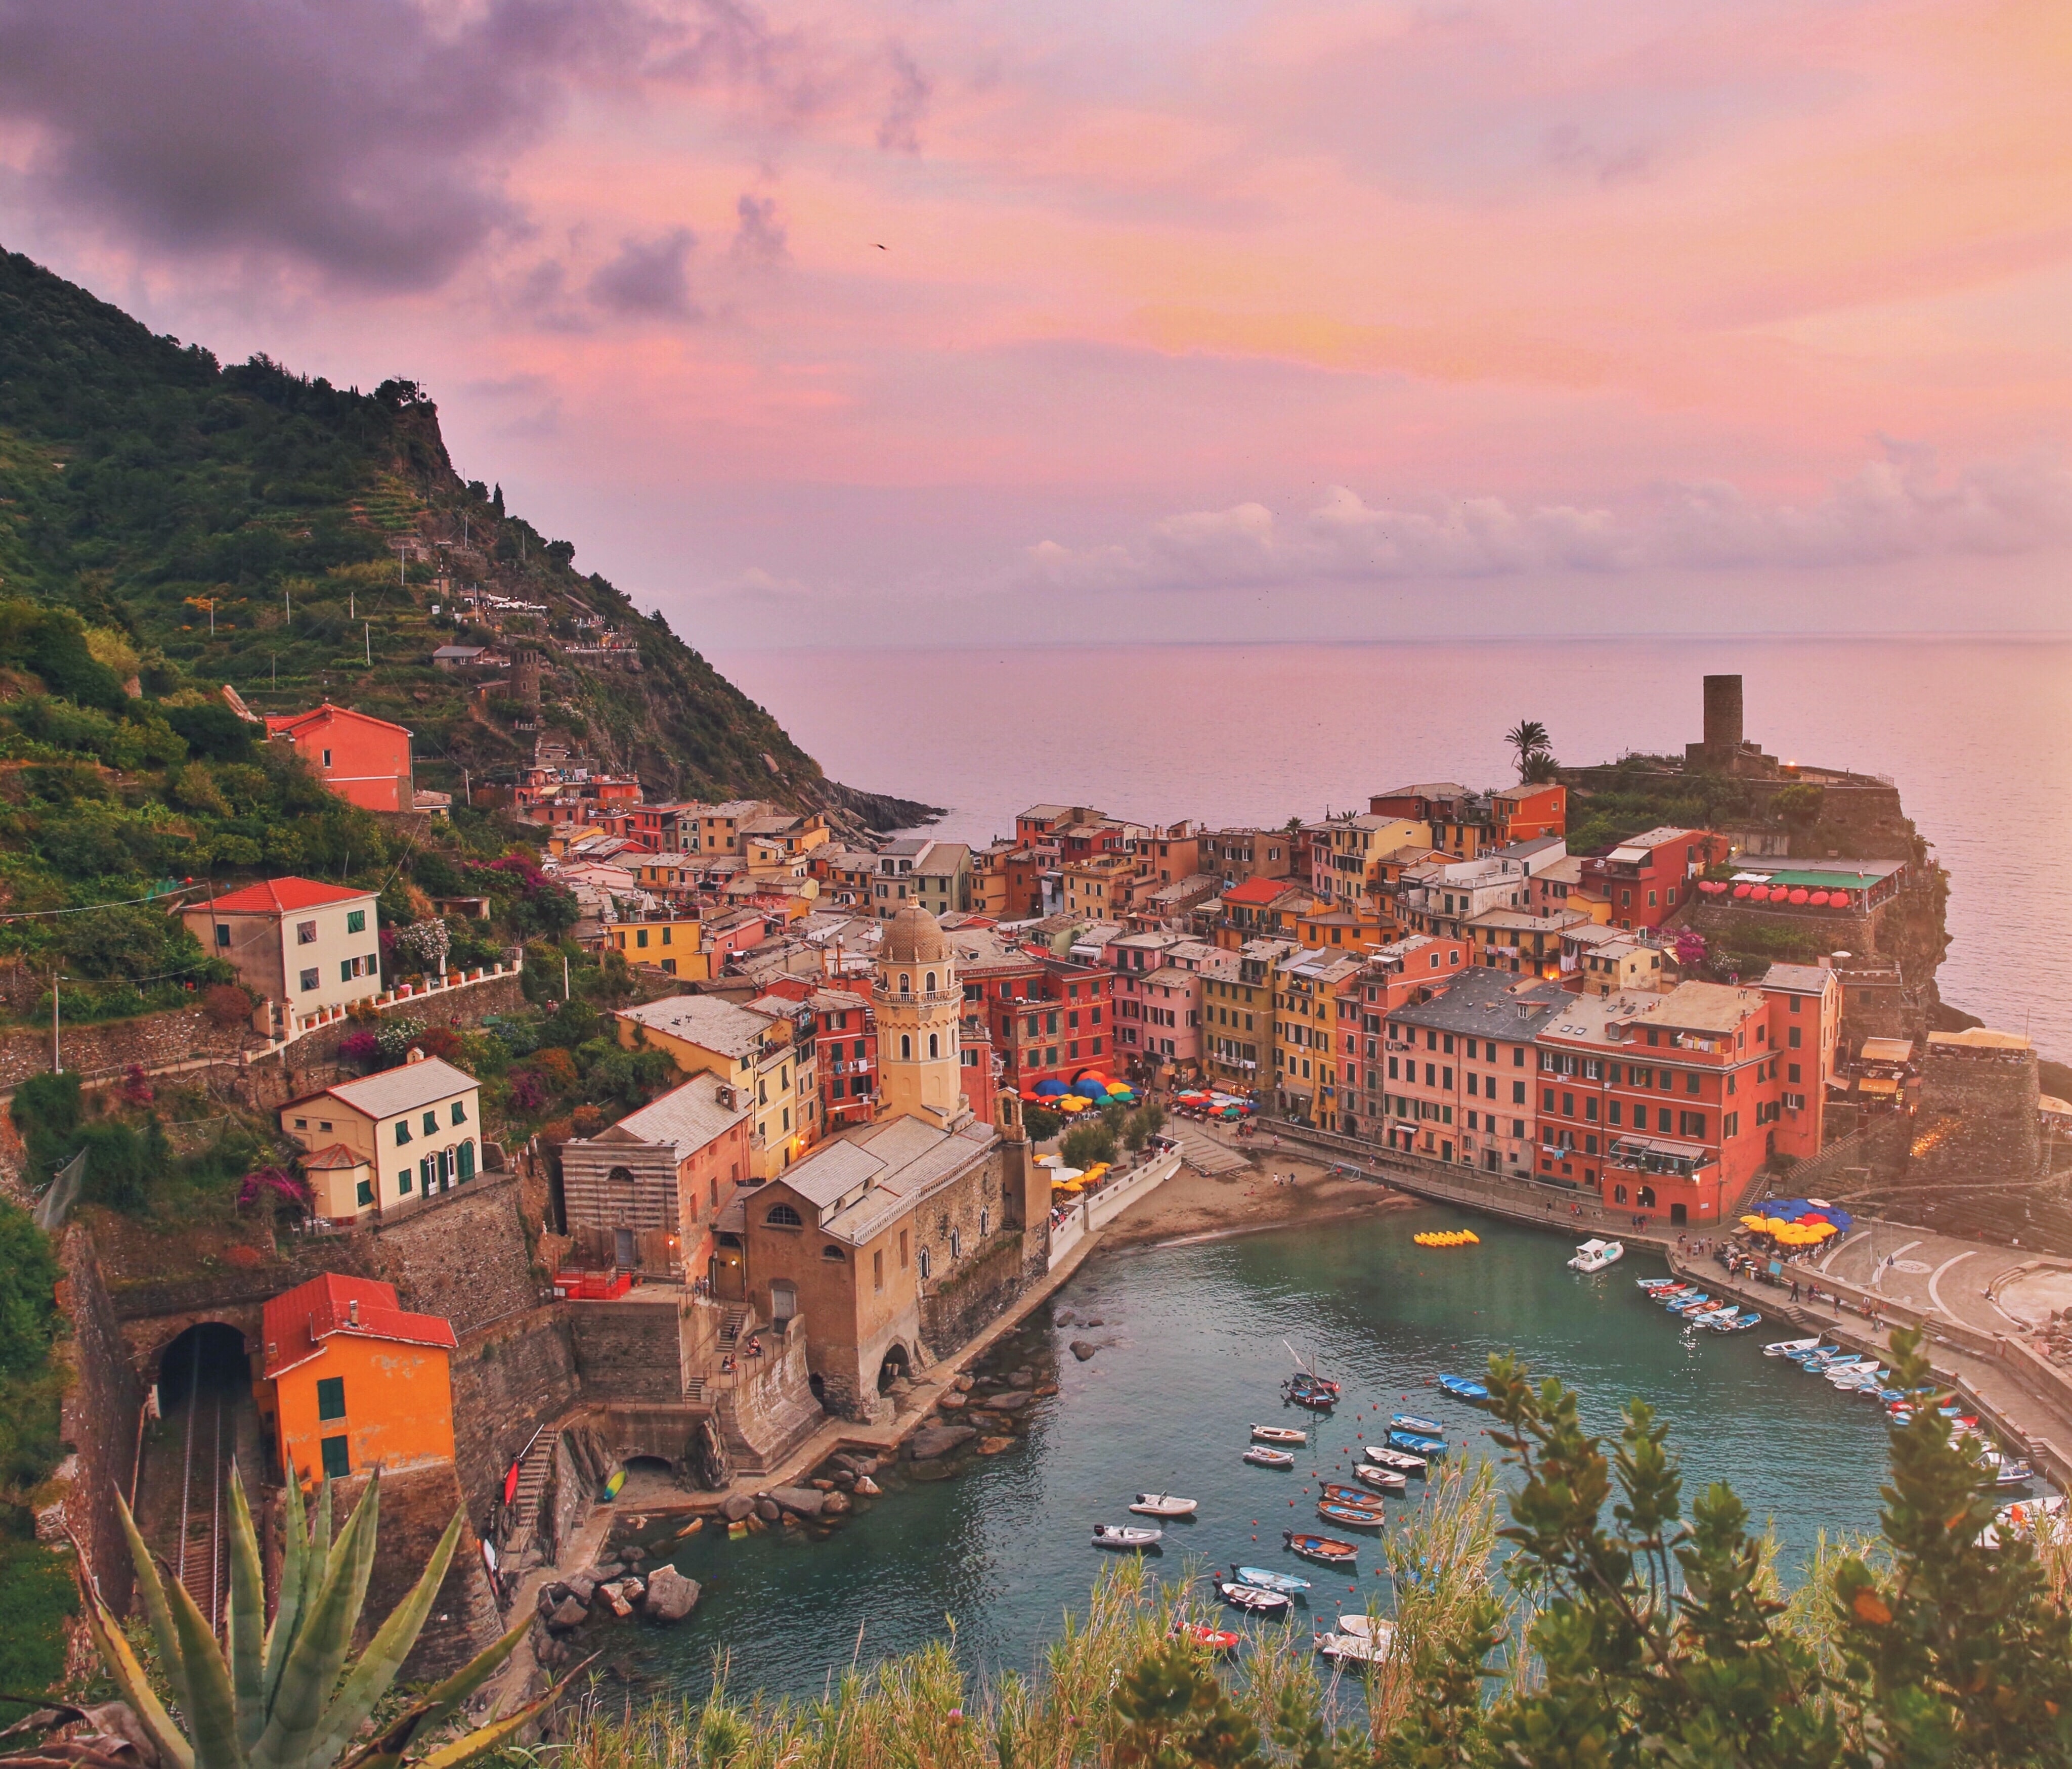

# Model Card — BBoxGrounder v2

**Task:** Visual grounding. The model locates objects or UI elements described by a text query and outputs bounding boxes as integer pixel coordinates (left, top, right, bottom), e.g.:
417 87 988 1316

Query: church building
720 905 1052 1418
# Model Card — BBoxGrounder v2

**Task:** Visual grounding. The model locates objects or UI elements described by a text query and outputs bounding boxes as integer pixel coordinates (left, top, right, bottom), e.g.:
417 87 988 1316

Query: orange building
265 703 414 813
1491 783 1567 844
257 1274 457 1484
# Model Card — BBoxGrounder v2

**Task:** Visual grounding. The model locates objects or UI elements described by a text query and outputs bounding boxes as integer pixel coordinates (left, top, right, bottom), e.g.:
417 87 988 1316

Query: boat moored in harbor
1244 1446 1297 1469
1569 1239 1624 1273
1092 1523 1163 1551
1218 1580 1293 1616
1251 1424 1307 1445
1284 1530 1360 1567
1130 1492 1198 1518
1233 1564 1311 1595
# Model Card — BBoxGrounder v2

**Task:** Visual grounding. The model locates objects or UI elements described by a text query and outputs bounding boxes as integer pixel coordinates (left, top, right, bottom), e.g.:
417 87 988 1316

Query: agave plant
77 1467 576 1769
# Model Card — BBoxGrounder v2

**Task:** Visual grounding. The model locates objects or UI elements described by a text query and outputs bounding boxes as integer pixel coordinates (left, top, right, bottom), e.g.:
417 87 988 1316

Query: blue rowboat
1664 1293 1711 1315
1389 1429 1445 1456
1436 1375 1488 1399
1391 1413 1444 1436
1318 1499 1385 1531
1233 1563 1310 1594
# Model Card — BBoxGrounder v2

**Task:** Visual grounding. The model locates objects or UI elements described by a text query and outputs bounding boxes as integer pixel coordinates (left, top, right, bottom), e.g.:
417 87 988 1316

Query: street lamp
51 970 69 1074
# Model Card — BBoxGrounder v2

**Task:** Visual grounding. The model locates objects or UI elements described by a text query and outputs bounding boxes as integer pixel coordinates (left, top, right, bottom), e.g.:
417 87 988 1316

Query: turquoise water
614 1204 1892 1706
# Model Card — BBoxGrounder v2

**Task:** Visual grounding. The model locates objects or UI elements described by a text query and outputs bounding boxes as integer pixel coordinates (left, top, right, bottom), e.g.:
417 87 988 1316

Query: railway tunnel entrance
136 1323 263 1631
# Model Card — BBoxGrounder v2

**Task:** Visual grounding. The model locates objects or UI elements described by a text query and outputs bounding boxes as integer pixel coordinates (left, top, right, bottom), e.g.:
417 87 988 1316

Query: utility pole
51 970 66 1074
284 583 291 625
365 623 371 667
350 589 355 620
563 953 571 1002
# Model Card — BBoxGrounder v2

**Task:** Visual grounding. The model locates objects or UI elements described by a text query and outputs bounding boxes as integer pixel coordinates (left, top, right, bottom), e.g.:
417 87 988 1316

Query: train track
173 1337 230 1632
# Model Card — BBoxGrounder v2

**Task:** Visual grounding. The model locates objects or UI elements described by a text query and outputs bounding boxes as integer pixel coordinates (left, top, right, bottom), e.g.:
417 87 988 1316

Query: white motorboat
1315 1616 1395 1664
1092 1523 1164 1551
1764 1338 1821 1358
1978 1493 2067 1550
1130 1492 1199 1519
1244 1446 1297 1469
1569 1239 1624 1273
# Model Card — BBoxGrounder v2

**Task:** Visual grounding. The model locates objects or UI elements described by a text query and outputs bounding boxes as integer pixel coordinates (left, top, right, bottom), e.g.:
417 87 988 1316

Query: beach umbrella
1072 1077 1108 1100
1105 1081 1132 1095
1055 1094 1089 1112
1034 1079 1067 1096
1788 888 1811 905
1806 891 1830 906
1732 883 1753 899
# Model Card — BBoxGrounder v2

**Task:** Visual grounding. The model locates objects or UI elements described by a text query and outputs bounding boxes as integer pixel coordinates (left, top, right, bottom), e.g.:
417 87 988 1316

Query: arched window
900 1034 913 1060
900 972 911 995
607 1166 637 1219
979 1208 989 1237
949 1228 962 1259
926 971 937 994
928 1032 939 1059
765 1203 803 1227
822 1244 845 1261
918 1247 931 1280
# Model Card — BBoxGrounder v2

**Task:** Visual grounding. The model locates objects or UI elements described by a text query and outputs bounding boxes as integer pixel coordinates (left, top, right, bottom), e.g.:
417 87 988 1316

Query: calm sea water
715 635 2072 1059
619 1207 1893 1707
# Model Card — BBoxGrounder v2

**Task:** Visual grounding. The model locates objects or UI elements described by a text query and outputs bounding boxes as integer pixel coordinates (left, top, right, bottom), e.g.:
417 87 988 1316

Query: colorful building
1490 783 1568 845
1380 971 1567 1173
557 1073 753 1278
258 1274 457 1483
1273 948 1362 1126
280 1051 484 1223
264 703 414 813
184 877 381 1032
616 993 818 1178
1202 938 1286 1089
1582 827 1728 932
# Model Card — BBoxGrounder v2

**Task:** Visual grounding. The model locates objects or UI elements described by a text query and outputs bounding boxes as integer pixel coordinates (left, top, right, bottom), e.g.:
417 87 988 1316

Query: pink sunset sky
3 0 2068 645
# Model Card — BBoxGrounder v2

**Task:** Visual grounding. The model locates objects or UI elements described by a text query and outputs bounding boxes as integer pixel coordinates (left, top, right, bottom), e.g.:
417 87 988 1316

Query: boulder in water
770 1486 826 1518
644 1565 699 1622
908 1424 977 1460
547 1598 588 1632
1070 1340 1098 1361
719 1493 756 1523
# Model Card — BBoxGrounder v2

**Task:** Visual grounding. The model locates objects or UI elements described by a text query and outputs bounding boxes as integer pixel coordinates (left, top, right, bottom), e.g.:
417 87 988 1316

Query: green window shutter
396 1121 411 1145
451 1099 467 1125
458 1140 475 1181
347 909 366 934
355 1179 373 1206
320 1434 351 1479
316 1377 346 1420
398 1168 412 1193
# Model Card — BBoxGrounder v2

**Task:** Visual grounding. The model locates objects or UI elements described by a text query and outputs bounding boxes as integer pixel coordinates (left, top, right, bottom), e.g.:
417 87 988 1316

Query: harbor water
615 1204 1895 1707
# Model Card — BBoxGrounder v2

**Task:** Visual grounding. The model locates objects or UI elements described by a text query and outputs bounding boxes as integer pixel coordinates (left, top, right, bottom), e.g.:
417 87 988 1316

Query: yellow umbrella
1739 1215 1769 1230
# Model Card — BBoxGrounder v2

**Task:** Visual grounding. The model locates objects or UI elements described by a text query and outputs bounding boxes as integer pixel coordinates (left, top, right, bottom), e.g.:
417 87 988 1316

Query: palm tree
1504 719 1551 780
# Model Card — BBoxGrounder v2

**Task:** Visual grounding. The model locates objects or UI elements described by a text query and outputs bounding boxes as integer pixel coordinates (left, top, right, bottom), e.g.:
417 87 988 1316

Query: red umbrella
1788 888 1810 905
1732 883 1752 899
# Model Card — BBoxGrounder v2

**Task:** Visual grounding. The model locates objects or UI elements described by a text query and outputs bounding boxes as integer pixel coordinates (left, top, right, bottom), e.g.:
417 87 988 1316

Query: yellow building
616 992 818 1178
258 1274 456 1484
1272 948 1361 1124
1062 853 1141 920
743 812 830 878
1201 939 1286 1090
280 1052 483 1223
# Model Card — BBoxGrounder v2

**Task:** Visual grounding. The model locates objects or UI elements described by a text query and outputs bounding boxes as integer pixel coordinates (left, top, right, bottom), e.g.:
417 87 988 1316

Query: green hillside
0 245 921 818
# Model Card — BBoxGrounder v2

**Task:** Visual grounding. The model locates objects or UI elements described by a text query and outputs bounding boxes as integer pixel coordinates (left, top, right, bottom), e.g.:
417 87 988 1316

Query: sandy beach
1097 1139 1417 1252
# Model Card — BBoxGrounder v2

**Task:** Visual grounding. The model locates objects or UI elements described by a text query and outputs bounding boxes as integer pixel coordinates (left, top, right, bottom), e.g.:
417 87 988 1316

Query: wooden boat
1436 1374 1488 1399
1764 1337 1821 1358
1353 1464 1408 1495
1320 1482 1388 1509
1636 1277 1684 1292
1233 1563 1311 1594
1218 1580 1293 1617
1317 1500 1385 1531
1362 1446 1427 1476
1285 1380 1337 1412
1388 1429 1445 1457
1175 1620 1242 1652
1391 1413 1445 1436
1252 1424 1307 1445
1716 1311 1762 1332
1978 1493 2067 1550
1243 1446 1297 1469
1091 1523 1163 1551
1569 1239 1624 1273
1130 1492 1199 1518
1284 1530 1359 1567
1663 1293 1712 1315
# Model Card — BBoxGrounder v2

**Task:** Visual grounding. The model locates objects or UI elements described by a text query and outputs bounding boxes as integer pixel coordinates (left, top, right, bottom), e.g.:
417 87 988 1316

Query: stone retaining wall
44 1227 144 1612
0 1006 261 1091
449 1307 583 1509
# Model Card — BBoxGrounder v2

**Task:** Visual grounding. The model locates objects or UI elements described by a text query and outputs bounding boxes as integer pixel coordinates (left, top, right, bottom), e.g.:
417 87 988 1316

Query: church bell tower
875 905 970 1131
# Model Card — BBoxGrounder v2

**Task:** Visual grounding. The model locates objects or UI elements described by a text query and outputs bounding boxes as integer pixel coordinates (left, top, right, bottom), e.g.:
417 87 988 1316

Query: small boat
1978 1494 2067 1550
1664 1293 1712 1315
1991 1460 2037 1490
1218 1580 1292 1616
1389 1429 1445 1457
1316 1612 1395 1662
1320 1482 1388 1508
1684 1306 1735 1327
1285 1384 1338 1412
1569 1239 1624 1273
1764 1337 1821 1358
1233 1563 1310 1595
1363 1446 1427 1475
1317 1500 1385 1531
1435 1374 1488 1399
1716 1311 1762 1332
1244 1446 1297 1469
1284 1530 1359 1567
1175 1620 1242 1653
600 1466 626 1502
1092 1524 1163 1551
1354 1464 1408 1495
1636 1277 1685 1293
1131 1492 1198 1518
1391 1413 1445 1437
1252 1424 1307 1445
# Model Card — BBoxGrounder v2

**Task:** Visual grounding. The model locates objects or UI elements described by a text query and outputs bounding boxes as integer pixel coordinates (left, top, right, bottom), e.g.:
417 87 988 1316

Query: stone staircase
496 1427 563 1571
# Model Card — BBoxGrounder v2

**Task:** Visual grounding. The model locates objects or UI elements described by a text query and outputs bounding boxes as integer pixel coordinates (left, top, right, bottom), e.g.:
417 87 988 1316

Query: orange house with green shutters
257 1274 456 1485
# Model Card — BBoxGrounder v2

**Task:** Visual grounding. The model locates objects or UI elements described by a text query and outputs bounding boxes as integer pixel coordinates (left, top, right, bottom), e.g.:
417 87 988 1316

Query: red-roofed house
258 1274 457 1483
182 876 381 1027
265 703 414 812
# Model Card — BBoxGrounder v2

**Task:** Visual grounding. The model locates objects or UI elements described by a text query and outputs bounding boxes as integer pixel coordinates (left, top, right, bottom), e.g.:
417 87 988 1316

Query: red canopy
1732 883 1753 899
1788 888 1811 904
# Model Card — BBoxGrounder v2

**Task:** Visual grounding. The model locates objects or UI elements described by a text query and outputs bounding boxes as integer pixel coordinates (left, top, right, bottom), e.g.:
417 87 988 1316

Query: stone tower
875 904 970 1130
513 649 542 709
1702 674 1744 766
